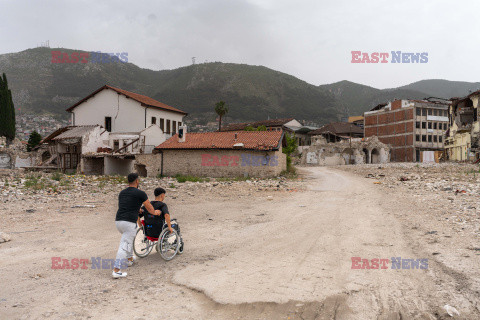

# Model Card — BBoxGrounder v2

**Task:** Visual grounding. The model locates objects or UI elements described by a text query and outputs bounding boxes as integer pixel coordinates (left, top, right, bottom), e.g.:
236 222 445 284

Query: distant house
308 122 364 143
221 118 316 146
347 116 364 129
136 131 286 178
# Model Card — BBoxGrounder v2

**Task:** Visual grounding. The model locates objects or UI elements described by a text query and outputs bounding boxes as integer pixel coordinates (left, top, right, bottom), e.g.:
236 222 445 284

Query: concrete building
445 91 480 161
66 85 187 139
364 99 450 162
136 131 286 178
348 116 364 129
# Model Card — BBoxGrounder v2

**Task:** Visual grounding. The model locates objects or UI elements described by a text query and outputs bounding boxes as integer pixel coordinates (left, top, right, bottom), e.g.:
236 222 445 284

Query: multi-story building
364 99 450 162
445 91 480 161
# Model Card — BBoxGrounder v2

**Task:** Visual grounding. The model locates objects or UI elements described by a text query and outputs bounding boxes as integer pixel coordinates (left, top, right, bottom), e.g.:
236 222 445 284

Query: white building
66 85 187 139
39 85 188 175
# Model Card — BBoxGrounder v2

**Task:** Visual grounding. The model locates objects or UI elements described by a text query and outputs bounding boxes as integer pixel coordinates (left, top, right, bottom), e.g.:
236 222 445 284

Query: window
151 117 157 125
428 135 432 142
439 136 443 142
428 122 432 129
433 123 437 130
66 146 70 152
72 145 77 153
433 135 437 142
422 135 426 142
434 109 438 116
428 109 432 115
166 120 171 134
416 108 421 116
64 153 71 169
105 117 112 132
178 122 182 128
113 140 119 150
422 122 426 129
173 121 177 134
71 154 78 168
416 135 420 142
444 123 447 130
416 121 420 129
160 118 165 131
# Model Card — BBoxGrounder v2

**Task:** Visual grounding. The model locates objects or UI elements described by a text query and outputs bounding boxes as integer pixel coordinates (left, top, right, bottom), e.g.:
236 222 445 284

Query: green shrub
51 171 63 181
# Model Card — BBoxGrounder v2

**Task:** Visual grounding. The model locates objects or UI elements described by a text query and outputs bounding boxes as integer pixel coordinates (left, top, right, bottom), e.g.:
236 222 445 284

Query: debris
399 176 409 181
373 181 381 184
25 209 36 213
454 190 466 195
443 305 460 317
71 205 96 208
0 232 11 243
432 252 440 255
267 196 274 200
425 231 437 235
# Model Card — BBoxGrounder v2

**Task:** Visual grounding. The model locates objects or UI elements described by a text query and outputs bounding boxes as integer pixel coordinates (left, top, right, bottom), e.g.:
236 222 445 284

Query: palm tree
215 101 228 131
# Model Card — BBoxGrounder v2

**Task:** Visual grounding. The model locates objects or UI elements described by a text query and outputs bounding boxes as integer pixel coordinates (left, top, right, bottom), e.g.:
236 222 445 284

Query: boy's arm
137 216 142 228
165 213 173 233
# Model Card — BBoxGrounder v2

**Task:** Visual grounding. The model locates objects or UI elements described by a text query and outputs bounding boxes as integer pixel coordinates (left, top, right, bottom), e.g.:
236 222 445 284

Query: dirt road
1 167 479 319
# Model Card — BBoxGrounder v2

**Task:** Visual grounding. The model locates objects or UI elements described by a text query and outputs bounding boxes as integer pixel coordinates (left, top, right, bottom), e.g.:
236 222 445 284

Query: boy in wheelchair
138 187 183 252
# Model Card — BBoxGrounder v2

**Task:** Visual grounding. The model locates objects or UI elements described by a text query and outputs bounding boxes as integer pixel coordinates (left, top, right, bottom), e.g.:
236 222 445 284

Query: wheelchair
133 218 184 261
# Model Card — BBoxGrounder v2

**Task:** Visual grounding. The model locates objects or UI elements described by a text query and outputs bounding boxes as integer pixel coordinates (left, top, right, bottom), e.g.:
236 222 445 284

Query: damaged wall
300 136 390 166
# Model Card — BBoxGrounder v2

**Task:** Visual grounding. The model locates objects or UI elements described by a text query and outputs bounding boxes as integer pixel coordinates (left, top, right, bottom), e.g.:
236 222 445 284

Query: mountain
398 79 480 99
1 47 479 126
0 47 337 125
320 79 480 117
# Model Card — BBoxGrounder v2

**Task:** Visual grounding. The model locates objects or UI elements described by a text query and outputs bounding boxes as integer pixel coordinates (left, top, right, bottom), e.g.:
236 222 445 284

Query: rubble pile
339 163 480 235
0 170 305 228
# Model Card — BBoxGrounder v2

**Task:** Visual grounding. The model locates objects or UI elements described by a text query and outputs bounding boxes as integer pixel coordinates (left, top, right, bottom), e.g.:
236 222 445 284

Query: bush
51 171 63 181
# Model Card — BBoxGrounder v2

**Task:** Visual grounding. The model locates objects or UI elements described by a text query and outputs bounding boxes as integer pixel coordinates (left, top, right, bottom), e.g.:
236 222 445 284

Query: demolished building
300 136 390 166
364 99 450 162
445 91 480 161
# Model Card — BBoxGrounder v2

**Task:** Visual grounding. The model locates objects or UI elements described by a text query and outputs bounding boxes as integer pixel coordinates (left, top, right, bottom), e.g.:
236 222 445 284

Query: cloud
0 0 479 88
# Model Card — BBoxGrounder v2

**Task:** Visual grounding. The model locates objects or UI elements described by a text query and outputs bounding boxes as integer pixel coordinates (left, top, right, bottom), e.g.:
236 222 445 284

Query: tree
27 131 42 151
215 101 228 131
282 133 298 172
256 125 267 131
0 73 16 141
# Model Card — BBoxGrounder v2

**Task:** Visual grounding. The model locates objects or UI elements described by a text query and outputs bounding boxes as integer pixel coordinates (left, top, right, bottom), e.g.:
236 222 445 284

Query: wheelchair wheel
156 228 180 261
133 228 154 258
177 236 184 255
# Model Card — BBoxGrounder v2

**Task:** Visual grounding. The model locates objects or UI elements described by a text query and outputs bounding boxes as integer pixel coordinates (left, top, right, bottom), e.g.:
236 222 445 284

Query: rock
0 232 11 243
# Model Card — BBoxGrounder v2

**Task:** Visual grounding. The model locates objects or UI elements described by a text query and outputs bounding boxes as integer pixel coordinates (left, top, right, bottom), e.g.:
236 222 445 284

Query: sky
0 0 479 89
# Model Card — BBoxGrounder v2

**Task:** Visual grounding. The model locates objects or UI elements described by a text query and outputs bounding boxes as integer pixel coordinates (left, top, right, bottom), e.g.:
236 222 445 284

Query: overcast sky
0 0 479 89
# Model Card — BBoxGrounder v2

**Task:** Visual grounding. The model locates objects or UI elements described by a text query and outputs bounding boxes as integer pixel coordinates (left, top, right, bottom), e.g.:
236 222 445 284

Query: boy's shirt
140 201 169 238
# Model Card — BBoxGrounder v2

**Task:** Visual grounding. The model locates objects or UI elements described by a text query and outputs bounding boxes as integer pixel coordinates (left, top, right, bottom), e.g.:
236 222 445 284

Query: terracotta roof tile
156 131 284 151
66 85 187 115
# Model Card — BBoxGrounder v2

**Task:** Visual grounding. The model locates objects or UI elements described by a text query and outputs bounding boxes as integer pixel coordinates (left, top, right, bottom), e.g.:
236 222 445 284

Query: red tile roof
156 131 284 151
66 85 187 115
